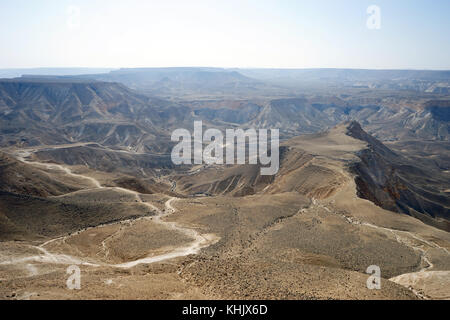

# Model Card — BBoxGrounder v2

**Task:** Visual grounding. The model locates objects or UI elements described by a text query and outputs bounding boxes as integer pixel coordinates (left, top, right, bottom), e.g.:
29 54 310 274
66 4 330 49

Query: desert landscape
0 69 448 300
0 1 449 303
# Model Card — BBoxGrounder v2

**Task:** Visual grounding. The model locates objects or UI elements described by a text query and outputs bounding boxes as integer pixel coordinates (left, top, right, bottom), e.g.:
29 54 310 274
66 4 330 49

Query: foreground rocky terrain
0 121 448 300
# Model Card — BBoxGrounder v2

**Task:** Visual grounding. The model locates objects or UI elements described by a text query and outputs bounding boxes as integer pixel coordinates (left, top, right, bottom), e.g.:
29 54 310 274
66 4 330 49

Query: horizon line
1 66 450 72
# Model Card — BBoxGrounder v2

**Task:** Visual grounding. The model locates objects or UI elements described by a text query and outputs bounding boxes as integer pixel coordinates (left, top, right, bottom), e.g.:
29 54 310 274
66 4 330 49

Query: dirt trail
5 145 448 298
16 149 102 188
306 155 450 300
114 197 217 268
313 197 450 299
0 148 218 271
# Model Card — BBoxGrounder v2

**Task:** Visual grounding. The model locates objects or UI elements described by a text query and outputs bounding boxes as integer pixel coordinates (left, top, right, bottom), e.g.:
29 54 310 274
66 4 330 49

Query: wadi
171 120 279 175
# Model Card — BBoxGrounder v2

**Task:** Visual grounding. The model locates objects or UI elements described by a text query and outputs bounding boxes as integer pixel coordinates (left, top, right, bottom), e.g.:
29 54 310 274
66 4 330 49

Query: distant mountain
0 68 115 79
93 67 258 88
236 68 450 81
235 68 450 93
0 79 152 122
247 97 450 141
21 67 275 98
7 67 450 96
0 79 191 150
0 77 448 150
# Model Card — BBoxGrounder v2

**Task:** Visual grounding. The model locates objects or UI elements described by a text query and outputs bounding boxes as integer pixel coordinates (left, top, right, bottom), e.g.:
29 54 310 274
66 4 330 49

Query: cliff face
346 122 450 231
0 80 152 124
0 79 193 149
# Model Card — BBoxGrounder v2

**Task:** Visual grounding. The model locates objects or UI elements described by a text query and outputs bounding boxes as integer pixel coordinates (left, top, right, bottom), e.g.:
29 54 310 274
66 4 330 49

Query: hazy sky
1 0 449 69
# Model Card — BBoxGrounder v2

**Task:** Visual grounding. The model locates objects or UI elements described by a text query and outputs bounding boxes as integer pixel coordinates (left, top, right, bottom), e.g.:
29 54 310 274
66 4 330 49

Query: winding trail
4 146 448 298
0 148 217 270
113 197 216 268
312 198 450 299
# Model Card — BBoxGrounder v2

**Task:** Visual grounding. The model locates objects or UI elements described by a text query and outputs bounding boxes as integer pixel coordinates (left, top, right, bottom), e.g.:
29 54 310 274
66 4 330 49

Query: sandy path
114 198 216 268
309 158 450 300
1 148 217 271
313 198 450 299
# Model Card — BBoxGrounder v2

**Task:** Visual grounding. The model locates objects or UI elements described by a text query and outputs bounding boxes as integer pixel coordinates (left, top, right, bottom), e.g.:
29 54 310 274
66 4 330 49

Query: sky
0 0 449 69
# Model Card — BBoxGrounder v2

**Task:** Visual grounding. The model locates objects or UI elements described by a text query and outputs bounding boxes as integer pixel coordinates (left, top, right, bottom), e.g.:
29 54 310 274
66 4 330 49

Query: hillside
345 122 450 231
0 79 191 149
0 152 82 197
